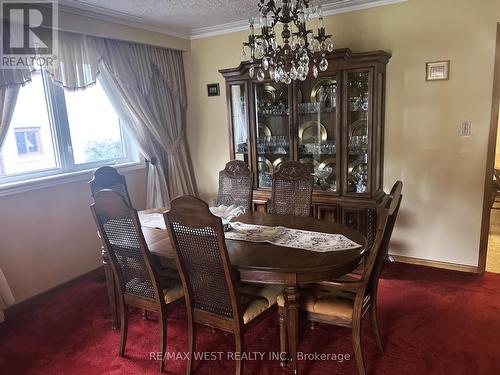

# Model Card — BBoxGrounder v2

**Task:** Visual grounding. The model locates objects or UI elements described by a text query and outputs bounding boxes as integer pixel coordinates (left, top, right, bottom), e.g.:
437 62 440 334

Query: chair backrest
495 169 500 181
269 161 313 217
89 166 132 206
163 196 242 324
217 160 253 212
91 189 163 304
362 181 403 294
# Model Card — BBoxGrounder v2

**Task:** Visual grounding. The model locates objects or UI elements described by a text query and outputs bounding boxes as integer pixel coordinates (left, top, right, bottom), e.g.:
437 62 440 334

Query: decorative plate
273 157 289 172
349 118 368 136
299 157 320 172
298 121 328 143
318 157 337 183
277 86 290 104
348 159 368 175
257 157 273 173
257 84 276 103
257 123 272 139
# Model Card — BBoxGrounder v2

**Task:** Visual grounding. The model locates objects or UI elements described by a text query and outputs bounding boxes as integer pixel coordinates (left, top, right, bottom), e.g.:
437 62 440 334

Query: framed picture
426 61 450 81
207 83 220 97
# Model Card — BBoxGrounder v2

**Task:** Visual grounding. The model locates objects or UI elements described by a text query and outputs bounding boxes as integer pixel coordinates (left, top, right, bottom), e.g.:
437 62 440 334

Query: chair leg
119 304 128 357
369 303 384 355
235 331 245 375
352 316 366 375
278 306 288 367
159 310 167 372
186 315 196 375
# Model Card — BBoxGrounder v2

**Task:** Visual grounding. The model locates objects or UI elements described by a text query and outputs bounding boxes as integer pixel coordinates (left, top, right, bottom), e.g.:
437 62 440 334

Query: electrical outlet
460 121 472 136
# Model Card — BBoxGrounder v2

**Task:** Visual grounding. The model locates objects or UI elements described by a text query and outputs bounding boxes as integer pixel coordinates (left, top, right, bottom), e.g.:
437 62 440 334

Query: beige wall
185 0 500 267
0 168 147 303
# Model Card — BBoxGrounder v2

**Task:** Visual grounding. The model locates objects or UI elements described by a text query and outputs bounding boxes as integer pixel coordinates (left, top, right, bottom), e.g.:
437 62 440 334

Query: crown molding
58 1 191 40
58 0 408 41
190 0 407 39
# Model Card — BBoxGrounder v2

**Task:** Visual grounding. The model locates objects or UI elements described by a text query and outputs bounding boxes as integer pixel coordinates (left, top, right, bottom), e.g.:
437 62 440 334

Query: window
15 128 42 155
0 70 138 184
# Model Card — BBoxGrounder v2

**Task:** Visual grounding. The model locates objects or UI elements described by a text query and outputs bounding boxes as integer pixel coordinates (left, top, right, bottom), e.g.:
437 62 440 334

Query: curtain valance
0 31 188 110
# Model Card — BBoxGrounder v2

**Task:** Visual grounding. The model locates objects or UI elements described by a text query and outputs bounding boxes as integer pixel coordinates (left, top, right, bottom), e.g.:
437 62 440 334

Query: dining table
102 210 367 375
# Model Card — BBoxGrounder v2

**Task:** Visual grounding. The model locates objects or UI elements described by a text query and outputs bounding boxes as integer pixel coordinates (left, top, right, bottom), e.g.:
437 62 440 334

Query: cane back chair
278 181 403 375
164 196 282 375
268 161 313 217
91 190 183 372
89 166 132 204
217 160 253 212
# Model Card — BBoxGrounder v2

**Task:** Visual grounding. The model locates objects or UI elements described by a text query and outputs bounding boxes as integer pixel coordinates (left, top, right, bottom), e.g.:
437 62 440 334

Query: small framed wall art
426 60 450 81
207 83 220 96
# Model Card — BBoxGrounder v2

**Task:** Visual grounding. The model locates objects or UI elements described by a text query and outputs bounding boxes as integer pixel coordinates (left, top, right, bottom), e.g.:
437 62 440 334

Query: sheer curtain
0 76 23 321
97 39 197 207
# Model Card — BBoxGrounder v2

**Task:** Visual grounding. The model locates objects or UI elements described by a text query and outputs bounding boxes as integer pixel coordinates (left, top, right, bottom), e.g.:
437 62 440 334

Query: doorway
479 23 500 273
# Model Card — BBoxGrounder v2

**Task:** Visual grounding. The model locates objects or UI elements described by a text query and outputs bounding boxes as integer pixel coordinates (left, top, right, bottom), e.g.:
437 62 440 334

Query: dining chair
492 169 500 208
91 190 184 372
89 166 179 322
268 160 313 217
89 166 132 205
278 181 403 375
217 160 253 212
164 196 283 375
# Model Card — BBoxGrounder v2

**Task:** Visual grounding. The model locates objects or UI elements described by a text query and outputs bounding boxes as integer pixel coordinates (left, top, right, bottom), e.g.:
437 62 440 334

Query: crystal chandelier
241 0 334 84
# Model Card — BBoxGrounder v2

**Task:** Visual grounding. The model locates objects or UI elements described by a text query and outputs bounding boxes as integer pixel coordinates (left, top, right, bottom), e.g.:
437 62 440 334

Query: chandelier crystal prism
241 0 334 84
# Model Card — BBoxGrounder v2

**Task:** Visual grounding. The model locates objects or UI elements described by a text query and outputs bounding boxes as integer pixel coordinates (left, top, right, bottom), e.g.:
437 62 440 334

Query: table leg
102 249 119 330
284 286 299 375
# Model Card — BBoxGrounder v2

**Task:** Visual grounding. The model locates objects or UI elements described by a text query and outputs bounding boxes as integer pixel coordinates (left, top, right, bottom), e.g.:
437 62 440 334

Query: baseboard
390 254 479 274
4 266 105 320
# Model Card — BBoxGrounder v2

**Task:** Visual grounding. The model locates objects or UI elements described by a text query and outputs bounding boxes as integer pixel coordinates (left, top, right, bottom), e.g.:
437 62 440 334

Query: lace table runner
139 213 166 229
225 222 362 252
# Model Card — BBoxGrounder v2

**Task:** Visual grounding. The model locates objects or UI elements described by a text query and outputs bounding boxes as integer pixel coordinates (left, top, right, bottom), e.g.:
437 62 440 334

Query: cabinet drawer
315 205 340 223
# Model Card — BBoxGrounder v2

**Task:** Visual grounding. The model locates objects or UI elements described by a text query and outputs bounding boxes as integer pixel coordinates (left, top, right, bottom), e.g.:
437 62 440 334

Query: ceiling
59 0 406 39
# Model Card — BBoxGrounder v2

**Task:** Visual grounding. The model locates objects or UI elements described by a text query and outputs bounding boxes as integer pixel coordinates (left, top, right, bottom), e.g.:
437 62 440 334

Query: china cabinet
220 48 391 248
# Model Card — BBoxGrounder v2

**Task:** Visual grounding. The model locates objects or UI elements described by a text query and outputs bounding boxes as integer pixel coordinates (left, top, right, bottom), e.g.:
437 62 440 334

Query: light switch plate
460 121 472 136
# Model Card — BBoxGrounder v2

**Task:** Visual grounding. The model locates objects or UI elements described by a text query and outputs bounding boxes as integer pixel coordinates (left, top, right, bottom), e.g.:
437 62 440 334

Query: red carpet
1 263 500 375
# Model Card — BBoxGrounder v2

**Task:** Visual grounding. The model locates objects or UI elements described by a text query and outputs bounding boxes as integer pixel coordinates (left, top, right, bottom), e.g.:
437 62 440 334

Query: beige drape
0 85 20 150
44 32 100 91
0 268 14 323
0 85 18 321
97 39 197 207
99 64 171 208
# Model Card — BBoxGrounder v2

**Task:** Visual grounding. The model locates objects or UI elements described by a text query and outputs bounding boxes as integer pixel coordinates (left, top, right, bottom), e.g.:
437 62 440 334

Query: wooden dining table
102 210 366 375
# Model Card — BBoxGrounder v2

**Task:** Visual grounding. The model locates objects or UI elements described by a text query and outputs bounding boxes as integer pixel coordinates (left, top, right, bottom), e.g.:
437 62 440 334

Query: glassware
347 71 370 193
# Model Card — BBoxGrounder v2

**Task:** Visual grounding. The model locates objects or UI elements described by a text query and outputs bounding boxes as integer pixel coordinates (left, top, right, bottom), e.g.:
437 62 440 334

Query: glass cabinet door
296 76 339 192
345 70 370 194
229 83 249 164
254 82 290 188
